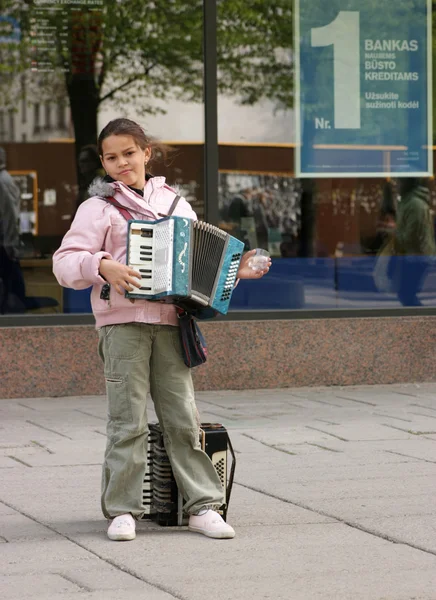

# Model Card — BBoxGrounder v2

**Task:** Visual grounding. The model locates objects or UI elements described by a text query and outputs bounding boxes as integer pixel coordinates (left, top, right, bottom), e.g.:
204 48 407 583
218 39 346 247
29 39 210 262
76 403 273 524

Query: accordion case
126 216 244 314
141 422 236 527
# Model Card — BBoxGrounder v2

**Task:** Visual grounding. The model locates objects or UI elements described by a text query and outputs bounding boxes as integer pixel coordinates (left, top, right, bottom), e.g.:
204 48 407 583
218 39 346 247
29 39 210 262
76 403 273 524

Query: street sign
295 0 432 177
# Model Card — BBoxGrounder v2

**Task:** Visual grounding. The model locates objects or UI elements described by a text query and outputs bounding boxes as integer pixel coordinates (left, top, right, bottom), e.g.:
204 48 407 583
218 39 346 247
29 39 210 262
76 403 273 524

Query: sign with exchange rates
295 0 432 177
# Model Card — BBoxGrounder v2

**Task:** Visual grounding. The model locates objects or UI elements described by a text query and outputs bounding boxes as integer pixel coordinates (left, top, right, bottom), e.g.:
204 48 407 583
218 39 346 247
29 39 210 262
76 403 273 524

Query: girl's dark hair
97 118 172 172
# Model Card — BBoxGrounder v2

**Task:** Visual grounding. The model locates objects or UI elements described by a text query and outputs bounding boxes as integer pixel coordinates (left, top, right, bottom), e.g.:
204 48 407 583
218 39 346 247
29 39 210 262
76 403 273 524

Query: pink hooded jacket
52 176 197 328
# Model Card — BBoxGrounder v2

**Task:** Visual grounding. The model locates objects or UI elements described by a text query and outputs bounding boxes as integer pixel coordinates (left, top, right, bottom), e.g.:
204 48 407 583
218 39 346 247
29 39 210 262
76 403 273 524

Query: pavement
1 382 436 600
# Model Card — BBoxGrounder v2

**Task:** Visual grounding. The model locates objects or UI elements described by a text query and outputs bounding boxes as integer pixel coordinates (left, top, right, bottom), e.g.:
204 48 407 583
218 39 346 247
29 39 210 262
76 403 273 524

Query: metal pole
203 0 219 225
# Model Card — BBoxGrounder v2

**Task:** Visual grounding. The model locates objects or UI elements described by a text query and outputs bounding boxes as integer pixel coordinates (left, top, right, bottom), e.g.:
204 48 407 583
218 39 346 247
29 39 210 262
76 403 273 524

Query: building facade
1 1 435 398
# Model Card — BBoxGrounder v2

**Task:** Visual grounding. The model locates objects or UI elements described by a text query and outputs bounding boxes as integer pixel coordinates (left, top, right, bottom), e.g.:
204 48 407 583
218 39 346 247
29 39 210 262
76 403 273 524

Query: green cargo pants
97 322 225 519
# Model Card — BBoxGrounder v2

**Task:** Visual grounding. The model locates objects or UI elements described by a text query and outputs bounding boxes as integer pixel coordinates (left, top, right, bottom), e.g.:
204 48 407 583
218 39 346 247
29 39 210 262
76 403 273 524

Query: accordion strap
105 197 134 220
103 194 181 221
167 194 181 216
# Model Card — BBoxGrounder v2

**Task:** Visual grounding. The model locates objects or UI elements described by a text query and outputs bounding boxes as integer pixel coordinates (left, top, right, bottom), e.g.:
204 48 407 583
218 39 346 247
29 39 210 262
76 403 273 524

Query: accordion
126 216 245 314
142 422 236 526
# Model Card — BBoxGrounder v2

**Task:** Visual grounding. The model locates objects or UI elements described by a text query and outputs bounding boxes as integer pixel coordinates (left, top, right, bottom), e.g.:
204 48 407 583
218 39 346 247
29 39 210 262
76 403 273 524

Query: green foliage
3 0 433 141
217 0 293 108
0 0 294 119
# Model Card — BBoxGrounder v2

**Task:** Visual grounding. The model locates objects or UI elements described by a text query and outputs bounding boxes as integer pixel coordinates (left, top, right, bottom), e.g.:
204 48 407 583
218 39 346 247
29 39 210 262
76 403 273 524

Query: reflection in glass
0 147 59 313
1 1 436 315
219 171 301 256
373 178 436 307
0 1 210 315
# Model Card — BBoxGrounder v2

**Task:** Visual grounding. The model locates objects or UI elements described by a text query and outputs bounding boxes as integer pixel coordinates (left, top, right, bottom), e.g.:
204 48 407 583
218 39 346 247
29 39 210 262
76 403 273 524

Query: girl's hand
237 250 272 279
99 259 142 295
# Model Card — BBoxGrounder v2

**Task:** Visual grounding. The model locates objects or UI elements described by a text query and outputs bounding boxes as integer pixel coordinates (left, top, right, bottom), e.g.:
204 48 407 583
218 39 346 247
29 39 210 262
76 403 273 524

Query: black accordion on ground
142 422 236 526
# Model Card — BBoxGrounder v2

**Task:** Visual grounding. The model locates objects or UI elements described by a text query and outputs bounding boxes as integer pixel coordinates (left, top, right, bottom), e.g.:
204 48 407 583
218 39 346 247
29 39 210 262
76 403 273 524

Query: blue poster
295 0 432 177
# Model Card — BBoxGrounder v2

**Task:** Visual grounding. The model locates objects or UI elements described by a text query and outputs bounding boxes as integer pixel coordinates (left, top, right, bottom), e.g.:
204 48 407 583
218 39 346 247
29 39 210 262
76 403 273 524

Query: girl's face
100 134 151 190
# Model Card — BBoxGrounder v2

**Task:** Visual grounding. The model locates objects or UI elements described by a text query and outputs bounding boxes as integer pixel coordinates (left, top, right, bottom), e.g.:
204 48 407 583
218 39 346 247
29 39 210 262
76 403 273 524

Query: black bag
177 308 208 368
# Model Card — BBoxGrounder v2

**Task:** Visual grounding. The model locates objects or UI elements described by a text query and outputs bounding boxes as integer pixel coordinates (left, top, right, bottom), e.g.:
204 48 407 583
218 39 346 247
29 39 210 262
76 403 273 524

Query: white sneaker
188 510 235 539
107 514 136 541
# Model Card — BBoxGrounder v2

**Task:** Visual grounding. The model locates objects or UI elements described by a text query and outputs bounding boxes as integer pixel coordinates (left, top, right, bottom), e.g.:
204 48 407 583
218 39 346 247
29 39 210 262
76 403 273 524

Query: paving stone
1 539 100 575
0 514 59 542
0 574 81 599
1 383 436 600
56 563 168 593
0 456 29 469
74 523 436 600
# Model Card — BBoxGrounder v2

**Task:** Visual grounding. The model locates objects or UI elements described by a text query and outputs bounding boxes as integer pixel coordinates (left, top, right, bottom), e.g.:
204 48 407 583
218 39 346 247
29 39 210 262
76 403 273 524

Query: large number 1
311 11 361 130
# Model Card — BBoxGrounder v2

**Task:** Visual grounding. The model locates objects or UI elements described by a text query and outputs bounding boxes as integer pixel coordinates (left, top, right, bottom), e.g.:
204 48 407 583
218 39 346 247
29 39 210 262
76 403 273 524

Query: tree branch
98 75 142 105
97 63 157 105
97 56 106 91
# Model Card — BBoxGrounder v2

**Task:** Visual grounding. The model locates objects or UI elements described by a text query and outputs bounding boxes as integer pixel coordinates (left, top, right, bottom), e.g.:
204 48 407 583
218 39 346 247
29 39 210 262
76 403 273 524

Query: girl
52 118 271 541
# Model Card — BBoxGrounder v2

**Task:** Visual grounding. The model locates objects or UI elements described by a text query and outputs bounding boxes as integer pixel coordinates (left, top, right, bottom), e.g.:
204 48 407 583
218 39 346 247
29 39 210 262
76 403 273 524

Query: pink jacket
52 177 197 328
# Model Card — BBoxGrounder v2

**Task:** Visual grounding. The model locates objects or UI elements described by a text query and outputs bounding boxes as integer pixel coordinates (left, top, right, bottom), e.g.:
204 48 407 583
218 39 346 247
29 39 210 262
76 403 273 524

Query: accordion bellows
126 216 244 314
142 422 236 526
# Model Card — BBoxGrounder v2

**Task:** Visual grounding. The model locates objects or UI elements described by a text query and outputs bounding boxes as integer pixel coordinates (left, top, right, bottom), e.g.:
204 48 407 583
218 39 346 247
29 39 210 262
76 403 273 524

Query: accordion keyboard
128 220 174 295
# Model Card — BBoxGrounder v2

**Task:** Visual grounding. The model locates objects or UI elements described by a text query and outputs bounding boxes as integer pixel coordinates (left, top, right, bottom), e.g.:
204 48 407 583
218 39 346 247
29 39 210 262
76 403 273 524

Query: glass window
33 103 40 135
44 103 51 131
21 76 27 124
1 1 435 320
0 0 205 317
57 102 66 131
0 111 5 141
216 1 436 311
8 109 15 142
